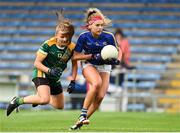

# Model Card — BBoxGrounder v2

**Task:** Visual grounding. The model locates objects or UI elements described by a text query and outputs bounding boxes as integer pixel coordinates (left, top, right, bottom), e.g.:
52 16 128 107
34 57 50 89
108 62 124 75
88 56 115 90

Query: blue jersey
75 30 117 65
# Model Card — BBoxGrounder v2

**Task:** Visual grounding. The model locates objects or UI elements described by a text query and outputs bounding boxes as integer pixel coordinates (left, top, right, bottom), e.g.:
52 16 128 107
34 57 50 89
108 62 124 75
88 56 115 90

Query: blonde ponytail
85 8 111 26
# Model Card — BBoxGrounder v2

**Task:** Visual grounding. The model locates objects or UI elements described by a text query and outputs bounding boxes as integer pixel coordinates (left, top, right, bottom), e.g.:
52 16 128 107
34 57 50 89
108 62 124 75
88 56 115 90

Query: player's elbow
72 51 83 61
34 61 42 69
72 56 77 61
33 61 38 68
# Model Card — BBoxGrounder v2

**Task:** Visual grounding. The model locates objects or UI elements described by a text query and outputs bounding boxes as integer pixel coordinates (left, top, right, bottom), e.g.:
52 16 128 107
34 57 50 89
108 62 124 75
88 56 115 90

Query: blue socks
80 108 87 117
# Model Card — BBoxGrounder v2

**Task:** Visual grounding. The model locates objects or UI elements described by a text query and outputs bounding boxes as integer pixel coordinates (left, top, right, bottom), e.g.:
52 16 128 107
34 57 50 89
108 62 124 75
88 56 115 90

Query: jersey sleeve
109 34 118 48
74 35 84 53
67 42 76 58
37 42 49 57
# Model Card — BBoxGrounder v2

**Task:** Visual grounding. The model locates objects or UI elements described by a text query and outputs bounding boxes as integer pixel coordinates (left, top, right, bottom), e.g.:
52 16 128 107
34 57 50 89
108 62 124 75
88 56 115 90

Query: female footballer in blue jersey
7 11 77 116
70 8 122 130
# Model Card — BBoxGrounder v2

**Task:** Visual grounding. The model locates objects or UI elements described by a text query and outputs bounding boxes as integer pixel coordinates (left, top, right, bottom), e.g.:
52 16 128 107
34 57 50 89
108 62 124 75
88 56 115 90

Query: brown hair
115 28 126 38
55 10 74 41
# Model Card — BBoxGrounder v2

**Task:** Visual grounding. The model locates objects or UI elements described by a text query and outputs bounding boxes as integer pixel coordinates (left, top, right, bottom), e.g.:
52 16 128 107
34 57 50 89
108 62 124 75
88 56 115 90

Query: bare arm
72 51 92 61
70 57 78 80
34 53 49 74
118 47 122 61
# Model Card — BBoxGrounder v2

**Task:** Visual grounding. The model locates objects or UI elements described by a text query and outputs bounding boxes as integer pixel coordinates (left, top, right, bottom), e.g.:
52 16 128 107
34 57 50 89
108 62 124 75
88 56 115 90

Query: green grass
0 109 180 132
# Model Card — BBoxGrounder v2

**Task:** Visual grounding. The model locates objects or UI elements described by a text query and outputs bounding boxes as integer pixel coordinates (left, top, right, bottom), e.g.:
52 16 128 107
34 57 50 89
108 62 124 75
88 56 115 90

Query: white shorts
81 61 112 74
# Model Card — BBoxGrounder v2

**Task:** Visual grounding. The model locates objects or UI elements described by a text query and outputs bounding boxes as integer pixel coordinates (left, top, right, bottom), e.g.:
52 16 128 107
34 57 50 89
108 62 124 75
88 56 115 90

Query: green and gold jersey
32 37 75 81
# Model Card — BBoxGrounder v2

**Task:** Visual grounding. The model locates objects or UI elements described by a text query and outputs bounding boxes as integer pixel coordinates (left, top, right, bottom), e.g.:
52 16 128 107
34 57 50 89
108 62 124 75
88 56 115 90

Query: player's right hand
91 53 102 60
104 58 121 65
48 68 61 77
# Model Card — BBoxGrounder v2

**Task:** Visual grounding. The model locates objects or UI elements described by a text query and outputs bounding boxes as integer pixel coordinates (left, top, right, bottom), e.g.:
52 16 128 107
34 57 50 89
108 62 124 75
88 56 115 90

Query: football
101 45 118 60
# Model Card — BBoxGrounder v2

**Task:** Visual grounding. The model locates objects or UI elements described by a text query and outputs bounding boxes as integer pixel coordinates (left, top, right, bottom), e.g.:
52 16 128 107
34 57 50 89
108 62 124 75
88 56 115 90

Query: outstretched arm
70 58 78 80
67 57 78 94
72 51 92 61
118 46 122 61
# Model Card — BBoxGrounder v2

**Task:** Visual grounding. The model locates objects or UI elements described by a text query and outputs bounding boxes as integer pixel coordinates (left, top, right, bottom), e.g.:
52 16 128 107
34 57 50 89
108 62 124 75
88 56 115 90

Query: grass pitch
0 109 180 132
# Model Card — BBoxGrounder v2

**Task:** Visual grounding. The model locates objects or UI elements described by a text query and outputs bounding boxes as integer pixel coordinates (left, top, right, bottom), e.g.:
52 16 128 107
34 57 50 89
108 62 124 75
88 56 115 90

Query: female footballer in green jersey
7 12 77 116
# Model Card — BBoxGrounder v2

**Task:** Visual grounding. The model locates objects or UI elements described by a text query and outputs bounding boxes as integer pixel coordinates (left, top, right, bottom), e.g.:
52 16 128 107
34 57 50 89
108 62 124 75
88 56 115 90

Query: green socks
16 97 24 105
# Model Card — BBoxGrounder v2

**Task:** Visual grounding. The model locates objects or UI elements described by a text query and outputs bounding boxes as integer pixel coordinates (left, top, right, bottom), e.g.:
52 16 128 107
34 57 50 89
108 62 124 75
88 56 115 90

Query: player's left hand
104 58 121 65
67 80 76 94
48 68 61 77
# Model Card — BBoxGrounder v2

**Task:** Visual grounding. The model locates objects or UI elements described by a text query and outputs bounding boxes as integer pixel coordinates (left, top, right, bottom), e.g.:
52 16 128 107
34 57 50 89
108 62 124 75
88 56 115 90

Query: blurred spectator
110 28 135 87
115 28 133 69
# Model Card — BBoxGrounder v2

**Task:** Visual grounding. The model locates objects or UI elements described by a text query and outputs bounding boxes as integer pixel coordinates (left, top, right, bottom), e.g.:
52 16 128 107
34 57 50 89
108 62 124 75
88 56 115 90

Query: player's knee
89 86 98 94
91 80 102 91
40 98 50 105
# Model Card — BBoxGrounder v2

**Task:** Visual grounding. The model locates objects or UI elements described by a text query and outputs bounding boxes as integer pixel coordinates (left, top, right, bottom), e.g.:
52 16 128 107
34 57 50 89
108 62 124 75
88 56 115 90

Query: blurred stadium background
0 0 180 119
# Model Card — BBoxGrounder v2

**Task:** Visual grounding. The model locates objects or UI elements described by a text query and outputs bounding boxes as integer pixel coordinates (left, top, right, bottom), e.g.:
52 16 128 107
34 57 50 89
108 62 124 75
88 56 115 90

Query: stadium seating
131 46 177 54
123 81 156 89
130 55 172 63
0 62 32 69
0 45 39 52
0 53 35 60
126 73 161 81
127 103 146 111
0 0 180 112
